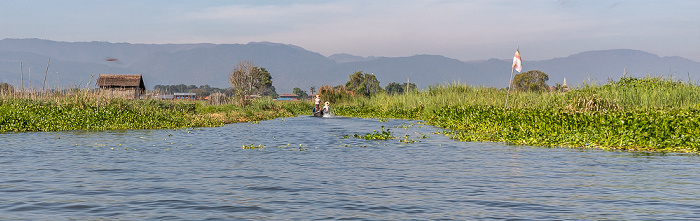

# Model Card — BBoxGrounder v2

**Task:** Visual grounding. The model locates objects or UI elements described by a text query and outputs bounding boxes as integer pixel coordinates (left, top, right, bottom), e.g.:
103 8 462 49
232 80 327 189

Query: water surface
1 116 699 220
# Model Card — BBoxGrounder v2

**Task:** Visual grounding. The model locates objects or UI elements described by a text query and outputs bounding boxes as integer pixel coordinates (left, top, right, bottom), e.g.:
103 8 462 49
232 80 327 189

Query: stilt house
97 74 146 99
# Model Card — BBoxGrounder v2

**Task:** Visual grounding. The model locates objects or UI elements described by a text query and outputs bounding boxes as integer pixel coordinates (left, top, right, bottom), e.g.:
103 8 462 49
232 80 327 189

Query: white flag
512 48 522 72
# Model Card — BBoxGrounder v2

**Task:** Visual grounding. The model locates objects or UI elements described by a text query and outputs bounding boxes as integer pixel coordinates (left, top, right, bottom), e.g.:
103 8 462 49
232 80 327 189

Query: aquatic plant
242 144 265 149
353 126 395 140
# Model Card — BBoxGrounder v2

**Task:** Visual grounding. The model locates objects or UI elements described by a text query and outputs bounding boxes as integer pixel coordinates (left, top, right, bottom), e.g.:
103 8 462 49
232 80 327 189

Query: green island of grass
331 77 700 153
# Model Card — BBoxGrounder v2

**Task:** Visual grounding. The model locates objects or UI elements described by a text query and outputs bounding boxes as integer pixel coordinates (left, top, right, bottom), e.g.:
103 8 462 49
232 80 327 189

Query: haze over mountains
1 38 699 93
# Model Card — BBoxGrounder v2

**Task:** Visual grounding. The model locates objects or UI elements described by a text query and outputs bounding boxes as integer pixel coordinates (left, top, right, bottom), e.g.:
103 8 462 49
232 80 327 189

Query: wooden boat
312 107 328 117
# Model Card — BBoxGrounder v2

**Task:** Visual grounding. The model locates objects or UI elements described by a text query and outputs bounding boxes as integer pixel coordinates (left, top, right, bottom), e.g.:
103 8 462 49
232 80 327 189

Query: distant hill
1 38 699 93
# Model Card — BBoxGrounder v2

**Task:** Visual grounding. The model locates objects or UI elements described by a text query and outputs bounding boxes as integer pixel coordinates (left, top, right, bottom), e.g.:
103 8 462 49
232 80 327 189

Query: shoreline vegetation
330 76 700 153
0 91 312 132
1 76 699 153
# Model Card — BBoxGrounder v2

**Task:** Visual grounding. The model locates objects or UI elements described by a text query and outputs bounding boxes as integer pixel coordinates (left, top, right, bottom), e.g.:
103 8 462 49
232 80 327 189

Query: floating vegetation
396 122 415 129
352 126 395 140
398 138 418 143
242 144 266 149
341 125 432 145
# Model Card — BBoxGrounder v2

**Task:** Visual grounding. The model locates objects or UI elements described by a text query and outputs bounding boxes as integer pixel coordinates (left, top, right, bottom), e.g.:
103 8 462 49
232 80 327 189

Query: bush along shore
0 93 312 132
331 77 700 153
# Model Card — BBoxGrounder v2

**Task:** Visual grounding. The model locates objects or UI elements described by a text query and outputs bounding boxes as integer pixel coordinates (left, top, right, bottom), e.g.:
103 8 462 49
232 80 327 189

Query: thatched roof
97 74 145 89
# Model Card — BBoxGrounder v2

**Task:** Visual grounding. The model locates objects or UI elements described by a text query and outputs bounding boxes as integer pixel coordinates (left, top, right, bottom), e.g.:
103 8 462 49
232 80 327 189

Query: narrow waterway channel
1 116 699 220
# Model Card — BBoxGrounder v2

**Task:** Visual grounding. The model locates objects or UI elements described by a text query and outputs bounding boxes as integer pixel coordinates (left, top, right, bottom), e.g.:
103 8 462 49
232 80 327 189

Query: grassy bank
331 77 700 153
0 93 312 132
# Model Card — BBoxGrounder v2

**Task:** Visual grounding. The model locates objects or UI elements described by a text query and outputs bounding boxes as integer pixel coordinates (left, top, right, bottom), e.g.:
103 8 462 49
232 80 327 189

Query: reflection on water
1 116 700 220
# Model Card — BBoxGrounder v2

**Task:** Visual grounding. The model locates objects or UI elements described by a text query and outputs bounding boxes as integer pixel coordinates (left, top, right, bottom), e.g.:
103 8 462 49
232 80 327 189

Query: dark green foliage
386 82 417 95
254 67 277 98
345 71 383 97
512 70 549 92
293 87 309 100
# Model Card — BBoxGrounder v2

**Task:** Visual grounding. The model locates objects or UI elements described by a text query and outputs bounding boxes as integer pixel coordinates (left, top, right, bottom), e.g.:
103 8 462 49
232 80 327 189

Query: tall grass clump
567 76 700 110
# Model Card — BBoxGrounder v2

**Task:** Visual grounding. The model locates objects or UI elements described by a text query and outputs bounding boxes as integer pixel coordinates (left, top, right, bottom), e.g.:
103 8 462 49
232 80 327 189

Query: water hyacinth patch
352 126 395 140
332 76 700 153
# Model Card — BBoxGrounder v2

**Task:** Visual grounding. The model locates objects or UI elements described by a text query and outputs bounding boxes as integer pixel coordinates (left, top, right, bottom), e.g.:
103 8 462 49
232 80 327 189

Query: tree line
165 60 560 106
152 84 234 97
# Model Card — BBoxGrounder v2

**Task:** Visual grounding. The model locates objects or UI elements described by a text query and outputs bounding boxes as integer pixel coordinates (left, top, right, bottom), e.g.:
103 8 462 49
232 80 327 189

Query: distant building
152 94 174 100
277 93 298 101
174 92 197 100
97 74 146 99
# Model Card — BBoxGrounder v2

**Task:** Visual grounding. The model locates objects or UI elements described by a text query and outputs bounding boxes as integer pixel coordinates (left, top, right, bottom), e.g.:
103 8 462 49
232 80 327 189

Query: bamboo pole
20 62 23 94
504 68 514 110
406 77 410 93
43 58 50 94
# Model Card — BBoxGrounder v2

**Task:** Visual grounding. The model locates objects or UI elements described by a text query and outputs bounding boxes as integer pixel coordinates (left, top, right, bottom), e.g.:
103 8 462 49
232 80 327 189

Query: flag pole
506 47 522 111
504 67 514 110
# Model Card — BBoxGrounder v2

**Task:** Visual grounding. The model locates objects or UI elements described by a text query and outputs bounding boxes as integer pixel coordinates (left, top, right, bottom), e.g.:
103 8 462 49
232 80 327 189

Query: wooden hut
97 74 146 99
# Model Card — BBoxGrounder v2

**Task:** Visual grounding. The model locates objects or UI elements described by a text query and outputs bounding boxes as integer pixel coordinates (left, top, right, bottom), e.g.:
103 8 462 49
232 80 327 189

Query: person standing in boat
314 94 321 113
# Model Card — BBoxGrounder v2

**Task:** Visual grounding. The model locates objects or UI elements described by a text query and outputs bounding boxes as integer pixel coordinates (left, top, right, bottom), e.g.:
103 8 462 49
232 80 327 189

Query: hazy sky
2 0 699 62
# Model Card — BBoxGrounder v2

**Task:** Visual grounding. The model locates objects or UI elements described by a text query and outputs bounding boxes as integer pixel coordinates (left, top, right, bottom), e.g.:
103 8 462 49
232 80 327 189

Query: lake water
1 116 699 220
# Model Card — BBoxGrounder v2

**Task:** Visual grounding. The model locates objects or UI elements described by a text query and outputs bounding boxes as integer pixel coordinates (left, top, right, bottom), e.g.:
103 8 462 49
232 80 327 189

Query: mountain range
1 38 699 93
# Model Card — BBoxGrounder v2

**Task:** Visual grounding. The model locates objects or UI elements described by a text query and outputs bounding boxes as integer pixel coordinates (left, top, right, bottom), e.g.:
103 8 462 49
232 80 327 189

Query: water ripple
1 116 699 220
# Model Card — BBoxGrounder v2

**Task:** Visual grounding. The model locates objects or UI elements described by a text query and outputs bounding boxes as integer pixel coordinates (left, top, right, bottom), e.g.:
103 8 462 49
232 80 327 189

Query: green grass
331 76 700 153
0 93 313 132
0 96 191 132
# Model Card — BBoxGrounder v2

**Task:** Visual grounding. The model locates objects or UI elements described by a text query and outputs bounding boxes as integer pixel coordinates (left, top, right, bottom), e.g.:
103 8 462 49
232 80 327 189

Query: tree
153 84 229 97
229 60 276 105
309 86 316 96
259 86 279 98
385 82 402 94
385 82 417 95
345 71 382 97
0 82 14 94
188 88 207 97
253 67 274 94
293 87 308 100
511 70 549 93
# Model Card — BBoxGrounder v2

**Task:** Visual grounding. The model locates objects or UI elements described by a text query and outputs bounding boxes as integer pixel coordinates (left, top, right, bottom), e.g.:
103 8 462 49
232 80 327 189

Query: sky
1 0 699 62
